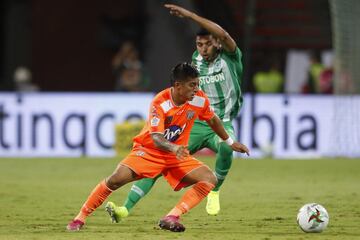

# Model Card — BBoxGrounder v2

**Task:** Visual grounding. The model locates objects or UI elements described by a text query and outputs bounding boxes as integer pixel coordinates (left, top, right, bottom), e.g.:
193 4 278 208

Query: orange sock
167 181 215 217
74 180 113 222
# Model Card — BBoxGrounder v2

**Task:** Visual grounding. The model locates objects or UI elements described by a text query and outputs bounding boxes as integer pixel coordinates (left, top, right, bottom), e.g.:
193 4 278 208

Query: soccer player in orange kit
66 62 249 232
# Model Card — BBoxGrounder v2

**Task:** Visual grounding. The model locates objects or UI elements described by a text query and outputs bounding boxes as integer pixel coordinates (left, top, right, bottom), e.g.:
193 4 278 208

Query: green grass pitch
0 157 359 240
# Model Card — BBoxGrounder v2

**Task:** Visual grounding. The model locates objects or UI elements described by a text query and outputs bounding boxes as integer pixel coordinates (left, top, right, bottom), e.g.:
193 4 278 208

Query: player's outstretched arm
151 133 190 160
206 115 250 156
164 4 236 52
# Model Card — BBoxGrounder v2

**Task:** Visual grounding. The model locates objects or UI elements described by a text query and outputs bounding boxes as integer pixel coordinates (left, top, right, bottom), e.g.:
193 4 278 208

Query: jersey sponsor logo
199 72 225 86
163 123 187 142
151 117 160 126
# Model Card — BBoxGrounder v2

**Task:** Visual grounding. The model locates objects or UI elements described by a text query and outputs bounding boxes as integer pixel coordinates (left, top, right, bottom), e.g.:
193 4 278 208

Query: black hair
309 50 321 62
170 62 199 86
196 28 211 37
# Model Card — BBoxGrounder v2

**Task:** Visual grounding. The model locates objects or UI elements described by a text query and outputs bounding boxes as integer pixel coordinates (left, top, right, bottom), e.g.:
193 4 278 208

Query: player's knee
106 172 128 190
105 175 122 190
106 164 137 190
205 171 218 186
196 169 217 187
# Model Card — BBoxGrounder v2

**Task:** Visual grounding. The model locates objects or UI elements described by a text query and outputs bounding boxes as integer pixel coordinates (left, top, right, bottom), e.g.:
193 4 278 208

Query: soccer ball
297 203 329 233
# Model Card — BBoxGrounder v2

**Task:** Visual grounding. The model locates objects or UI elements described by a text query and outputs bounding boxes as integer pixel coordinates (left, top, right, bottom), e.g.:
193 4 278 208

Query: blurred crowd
111 41 150 92
2 0 335 95
301 52 333 94
252 50 333 94
109 42 334 95
12 42 333 95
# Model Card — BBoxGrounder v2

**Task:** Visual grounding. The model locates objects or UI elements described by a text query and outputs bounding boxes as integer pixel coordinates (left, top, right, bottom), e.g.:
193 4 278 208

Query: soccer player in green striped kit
106 3 243 220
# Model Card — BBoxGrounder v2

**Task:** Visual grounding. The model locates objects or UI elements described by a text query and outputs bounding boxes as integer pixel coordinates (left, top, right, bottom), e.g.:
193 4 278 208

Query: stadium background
0 0 332 92
0 0 359 239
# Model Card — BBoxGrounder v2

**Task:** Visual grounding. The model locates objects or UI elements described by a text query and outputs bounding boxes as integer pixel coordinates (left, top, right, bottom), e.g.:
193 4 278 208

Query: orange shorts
120 147 207 191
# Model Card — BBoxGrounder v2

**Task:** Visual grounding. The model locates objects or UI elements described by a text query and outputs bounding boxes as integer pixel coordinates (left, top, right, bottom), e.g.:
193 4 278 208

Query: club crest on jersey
163 123 187 142
186 110 195 120
213 60 222 72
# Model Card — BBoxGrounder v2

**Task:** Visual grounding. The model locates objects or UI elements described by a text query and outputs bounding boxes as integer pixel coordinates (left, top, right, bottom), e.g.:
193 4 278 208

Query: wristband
224 137 234 146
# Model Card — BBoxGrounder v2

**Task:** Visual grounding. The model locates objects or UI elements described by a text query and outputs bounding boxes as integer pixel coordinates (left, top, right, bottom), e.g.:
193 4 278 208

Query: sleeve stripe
189 96 205 108
160 100 173 113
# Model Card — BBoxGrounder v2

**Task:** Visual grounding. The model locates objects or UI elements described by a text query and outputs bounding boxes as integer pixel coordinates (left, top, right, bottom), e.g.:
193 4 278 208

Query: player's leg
206 122 235 215
159 160 217 232
106 175 161 223
67 163 137 231
124 176 161 211
212 123 235 191
188 121 209 154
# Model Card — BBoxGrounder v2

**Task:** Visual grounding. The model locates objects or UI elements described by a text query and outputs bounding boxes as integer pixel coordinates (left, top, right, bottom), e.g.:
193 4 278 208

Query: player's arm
148 102 189 160
164 4 236 52
151 133 189 160
206 115 250 155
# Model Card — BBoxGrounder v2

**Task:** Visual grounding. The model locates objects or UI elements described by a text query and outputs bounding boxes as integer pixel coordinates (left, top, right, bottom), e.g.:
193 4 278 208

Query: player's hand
173 145 190 160
231 142 250 156
164 4 193 18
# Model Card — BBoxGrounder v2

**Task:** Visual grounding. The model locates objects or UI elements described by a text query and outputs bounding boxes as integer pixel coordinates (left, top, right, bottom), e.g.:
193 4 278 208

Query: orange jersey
133 88 214 157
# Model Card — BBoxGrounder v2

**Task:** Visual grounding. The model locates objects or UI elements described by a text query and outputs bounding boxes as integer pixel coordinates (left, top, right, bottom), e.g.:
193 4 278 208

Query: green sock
123 175 161 211
213 142 233 191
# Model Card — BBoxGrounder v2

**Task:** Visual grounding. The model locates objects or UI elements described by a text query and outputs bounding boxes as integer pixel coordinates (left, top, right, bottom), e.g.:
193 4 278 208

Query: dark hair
170 62 199 86
309 50 321 62
196 28 211 37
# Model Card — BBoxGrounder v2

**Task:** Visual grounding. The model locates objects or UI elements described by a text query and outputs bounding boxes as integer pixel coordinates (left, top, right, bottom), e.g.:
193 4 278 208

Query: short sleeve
148 102 165 134
198 95 215 121
222 47 242 61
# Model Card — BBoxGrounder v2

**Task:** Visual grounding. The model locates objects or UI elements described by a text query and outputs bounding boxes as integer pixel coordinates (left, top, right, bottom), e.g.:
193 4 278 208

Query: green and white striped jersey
192 47 243 122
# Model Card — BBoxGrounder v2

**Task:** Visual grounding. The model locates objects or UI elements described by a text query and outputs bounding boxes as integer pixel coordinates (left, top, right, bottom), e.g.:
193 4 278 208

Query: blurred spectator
319 66 333 94
112 41 149 92
253 62 284 93
303 51 324 93
14 66 39 92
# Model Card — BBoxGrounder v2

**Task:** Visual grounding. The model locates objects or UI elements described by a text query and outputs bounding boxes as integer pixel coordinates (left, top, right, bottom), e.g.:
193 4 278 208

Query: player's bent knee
106 165 137 190
105 174 125 190
105 177 120 190
202 171 217 186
